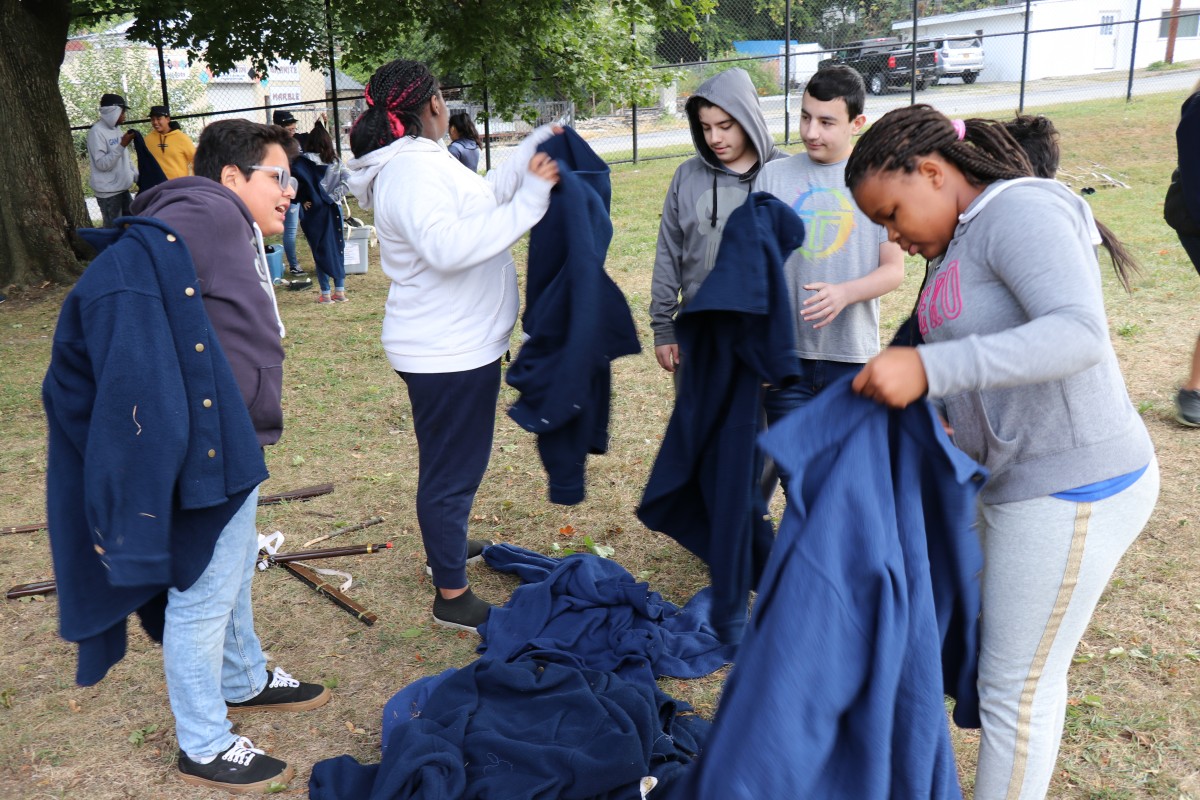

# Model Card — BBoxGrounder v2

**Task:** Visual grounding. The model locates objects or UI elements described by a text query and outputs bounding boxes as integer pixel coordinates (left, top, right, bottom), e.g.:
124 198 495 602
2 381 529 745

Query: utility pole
1167 0 1183 64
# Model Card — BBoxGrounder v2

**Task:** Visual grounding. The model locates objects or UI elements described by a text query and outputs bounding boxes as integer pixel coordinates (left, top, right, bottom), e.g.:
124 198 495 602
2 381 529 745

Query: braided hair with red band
350 60 439 158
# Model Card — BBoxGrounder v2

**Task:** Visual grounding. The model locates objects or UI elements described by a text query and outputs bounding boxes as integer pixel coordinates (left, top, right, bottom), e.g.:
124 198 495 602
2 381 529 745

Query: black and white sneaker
177 736 293 793
226 667 330 714
425 538 493 577
1177 388 1200 427
288 265 306 276
432 587 493 633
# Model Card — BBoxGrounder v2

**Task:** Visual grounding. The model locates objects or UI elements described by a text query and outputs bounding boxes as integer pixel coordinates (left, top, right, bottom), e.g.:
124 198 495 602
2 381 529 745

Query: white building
892 0 1200 83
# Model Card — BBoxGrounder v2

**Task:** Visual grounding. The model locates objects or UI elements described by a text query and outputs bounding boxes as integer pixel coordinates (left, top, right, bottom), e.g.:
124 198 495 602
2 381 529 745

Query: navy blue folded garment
506 128 641 505
664 378 984 799
637 194 804 645
478 544 734 683
310 659 707 800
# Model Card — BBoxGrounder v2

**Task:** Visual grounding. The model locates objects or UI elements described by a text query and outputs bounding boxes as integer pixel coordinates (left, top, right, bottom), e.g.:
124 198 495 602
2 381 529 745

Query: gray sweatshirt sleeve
918 192 1110 397
649 169 685 347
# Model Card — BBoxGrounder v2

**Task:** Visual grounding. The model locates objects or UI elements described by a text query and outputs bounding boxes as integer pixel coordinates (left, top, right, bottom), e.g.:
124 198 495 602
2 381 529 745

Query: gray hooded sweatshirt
649 68 784 346
87 105 136 198
916 178 1153 503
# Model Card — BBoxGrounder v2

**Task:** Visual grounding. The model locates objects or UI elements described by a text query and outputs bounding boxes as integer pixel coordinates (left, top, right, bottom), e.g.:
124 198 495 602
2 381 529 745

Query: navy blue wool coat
667 378 985 799
293 156 346 281
505 128 641 505
637 193 804 645
43 218 267 685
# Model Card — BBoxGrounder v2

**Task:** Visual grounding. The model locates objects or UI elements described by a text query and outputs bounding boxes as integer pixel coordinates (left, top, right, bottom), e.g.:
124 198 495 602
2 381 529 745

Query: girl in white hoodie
346 59 560 632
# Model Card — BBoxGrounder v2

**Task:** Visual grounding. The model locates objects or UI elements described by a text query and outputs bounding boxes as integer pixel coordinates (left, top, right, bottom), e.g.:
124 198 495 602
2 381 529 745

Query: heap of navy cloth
505 127 641 505
637 192 805 645
663 376 986 799
309 544 730 799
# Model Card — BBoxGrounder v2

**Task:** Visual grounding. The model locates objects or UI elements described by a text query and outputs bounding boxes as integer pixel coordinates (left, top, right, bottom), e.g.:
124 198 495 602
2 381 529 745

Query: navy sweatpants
398 359 501 589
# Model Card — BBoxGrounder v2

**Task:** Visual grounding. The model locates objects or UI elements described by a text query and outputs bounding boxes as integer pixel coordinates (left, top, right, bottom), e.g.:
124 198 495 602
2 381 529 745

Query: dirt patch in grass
1 91 1198 798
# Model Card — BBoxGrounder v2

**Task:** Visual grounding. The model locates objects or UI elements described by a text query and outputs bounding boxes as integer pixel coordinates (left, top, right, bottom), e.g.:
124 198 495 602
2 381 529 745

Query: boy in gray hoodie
649 68 784 375
87 93 137 227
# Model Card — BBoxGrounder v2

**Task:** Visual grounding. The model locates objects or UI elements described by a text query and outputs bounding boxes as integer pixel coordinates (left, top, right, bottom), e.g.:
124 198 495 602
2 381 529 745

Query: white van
929 36 984 84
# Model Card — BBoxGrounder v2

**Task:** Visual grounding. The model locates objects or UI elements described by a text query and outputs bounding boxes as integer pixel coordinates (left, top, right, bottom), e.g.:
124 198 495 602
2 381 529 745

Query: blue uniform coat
43 217 268 685
637 193 804 644
668 378 984 799
506 128 641 505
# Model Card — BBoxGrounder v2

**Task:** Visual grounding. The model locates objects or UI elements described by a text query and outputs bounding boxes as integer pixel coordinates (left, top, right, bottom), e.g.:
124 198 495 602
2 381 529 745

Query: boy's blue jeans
762 359 863 494
163 487 268 759
283 202 300 269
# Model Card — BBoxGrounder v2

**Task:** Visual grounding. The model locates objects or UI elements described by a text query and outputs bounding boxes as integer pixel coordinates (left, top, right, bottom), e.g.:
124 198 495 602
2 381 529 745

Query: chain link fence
66 1 1200 185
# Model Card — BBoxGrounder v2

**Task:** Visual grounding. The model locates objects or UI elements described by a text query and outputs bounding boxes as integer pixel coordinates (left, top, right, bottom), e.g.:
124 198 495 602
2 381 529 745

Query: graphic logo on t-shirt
792 187 856 259
917 260 963 336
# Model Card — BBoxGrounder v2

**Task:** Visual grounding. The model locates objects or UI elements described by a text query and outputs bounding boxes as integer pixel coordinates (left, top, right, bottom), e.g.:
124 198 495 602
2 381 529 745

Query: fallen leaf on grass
558 525 576 537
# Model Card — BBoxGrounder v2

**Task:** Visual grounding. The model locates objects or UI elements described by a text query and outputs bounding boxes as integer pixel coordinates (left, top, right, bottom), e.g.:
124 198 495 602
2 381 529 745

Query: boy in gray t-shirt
757 66 903 425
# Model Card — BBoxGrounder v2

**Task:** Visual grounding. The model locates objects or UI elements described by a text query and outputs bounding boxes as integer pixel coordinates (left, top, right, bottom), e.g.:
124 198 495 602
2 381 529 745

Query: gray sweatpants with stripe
972 458 1159 799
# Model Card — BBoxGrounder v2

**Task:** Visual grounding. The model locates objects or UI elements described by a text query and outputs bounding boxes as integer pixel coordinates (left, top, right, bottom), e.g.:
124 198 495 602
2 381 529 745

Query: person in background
147 105 195 179
346 59 560 633
273 109 307 276
294 121 350 303
1169 81 1200 426
447 110 482 172
847 104 1158 800
757 66 904 428
649 67 785 380
87 93 137 227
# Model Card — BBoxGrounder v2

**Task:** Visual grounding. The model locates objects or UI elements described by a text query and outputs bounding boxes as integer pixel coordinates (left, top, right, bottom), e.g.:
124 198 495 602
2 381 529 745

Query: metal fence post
324 0 341 157
631 20 639 163
784 0 791 145
1127 0 1143 102
155 20 168 108
481 59 491 173
1018 0 1032 113
910 0 919 106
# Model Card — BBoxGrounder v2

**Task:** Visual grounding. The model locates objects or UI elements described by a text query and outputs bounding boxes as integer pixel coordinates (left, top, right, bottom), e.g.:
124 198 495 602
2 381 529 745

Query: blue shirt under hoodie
506 128 641 505
43 217 268 686
666 377 985 799
637 193 804 644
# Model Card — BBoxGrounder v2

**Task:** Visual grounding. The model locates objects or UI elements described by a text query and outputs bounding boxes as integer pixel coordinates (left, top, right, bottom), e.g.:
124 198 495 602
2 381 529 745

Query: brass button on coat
195 343 205 352
207 449 216 458
185 287 195 296
166 234 177 242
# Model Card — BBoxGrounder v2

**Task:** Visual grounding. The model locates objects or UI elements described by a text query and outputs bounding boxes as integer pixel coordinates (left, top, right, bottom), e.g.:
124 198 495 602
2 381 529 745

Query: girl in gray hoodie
845 105 1157 800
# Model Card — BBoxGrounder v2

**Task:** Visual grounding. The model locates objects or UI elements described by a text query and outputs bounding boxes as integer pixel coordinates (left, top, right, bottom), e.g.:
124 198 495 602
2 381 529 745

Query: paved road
487 67 1200 164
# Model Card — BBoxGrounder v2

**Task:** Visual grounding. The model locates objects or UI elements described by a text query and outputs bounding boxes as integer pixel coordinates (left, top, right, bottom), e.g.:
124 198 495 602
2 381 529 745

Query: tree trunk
0 0 90 288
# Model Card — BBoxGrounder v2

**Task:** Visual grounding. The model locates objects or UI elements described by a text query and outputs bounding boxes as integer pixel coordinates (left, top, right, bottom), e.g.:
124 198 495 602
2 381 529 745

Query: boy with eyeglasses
44 119 324 794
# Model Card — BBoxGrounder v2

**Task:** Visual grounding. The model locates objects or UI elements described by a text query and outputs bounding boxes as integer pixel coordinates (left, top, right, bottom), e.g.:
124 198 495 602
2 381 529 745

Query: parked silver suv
929 36 984 84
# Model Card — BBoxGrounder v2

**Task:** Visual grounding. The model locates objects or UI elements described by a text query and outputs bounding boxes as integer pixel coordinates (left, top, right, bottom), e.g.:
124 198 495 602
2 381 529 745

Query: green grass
0 89 1198 798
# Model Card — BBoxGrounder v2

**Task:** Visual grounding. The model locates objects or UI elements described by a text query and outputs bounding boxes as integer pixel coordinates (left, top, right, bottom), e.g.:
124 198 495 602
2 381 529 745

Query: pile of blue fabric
309 545 729 799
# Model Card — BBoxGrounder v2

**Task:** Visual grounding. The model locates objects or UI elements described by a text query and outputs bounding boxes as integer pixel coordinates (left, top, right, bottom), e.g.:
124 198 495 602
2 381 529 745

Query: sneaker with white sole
177 736 293 793
1177 388 1200 427
425 538 493 577
432 587 493 633
226 667 330 714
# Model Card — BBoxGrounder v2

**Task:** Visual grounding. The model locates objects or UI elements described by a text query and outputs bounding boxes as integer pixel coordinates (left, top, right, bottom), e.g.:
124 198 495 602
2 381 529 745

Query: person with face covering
87 93 137 227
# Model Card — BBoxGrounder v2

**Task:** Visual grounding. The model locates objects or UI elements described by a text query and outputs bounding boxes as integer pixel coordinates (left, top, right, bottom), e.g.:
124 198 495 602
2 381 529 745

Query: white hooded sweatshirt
346 127 555 373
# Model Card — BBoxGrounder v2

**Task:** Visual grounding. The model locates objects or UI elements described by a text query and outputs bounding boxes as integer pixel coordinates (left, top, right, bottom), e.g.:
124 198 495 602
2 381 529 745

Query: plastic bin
264 245 283 283
344 225 374 275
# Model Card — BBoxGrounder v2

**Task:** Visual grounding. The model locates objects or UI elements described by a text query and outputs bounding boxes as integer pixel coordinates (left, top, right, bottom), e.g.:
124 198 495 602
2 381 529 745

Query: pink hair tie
951 119 966 141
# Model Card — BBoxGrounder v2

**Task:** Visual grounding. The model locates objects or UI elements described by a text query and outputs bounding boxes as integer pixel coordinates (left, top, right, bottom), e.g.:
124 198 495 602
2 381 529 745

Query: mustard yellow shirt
149 129 195 180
